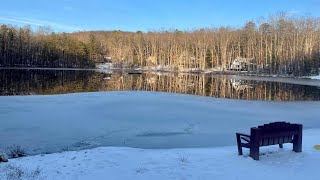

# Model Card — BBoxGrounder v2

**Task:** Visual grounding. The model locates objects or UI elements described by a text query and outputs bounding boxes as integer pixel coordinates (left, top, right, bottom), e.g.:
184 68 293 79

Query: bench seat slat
261 131 298 138
240 143 250 148
269 138 273 145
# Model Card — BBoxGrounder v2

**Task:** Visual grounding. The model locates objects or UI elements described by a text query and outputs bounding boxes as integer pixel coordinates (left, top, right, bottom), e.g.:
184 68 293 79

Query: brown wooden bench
236 122 302 160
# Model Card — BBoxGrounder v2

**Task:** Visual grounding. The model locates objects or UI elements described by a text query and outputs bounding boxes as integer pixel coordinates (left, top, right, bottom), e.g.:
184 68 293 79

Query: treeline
1 13 320 76
71 14 320 76
0 25 95 68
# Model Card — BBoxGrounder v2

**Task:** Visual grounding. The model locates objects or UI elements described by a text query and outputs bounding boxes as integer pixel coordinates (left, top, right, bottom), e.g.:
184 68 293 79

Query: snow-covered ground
1 91 320 155
96 63 113 69
226 75 320 87
309 75 320 80
0 129 319 180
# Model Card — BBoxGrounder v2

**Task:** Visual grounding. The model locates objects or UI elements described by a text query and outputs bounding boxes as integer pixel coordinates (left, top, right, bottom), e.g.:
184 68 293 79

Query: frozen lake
1 91 320 155
1 69 320 155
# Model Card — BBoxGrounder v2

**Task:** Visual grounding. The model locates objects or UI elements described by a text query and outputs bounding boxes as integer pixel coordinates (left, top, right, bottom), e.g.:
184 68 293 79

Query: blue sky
0 0 319 32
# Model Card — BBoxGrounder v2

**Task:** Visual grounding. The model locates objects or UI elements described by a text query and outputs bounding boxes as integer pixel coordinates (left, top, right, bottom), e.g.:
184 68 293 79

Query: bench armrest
236 132 251 143
236 133 250 137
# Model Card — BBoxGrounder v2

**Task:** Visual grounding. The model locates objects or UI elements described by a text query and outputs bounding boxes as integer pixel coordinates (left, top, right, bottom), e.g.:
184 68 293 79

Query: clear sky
0 0 319 32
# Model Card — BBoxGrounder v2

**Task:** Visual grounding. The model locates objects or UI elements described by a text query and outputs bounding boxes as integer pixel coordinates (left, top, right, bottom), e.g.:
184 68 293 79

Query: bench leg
293 134 302 152
279 144 283 148
250 146 260 160
293 125 303 152
236 134 243 155
293 140 302 152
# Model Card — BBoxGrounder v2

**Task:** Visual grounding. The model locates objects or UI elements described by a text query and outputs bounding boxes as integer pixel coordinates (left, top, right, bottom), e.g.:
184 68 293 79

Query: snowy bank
309 75 320 80
1 129 319 180
1 91 320 155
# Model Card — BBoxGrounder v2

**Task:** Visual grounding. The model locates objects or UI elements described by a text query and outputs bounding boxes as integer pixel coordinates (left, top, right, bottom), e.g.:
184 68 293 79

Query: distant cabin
95 56 112 66
230 57 256 71
104 56 112 62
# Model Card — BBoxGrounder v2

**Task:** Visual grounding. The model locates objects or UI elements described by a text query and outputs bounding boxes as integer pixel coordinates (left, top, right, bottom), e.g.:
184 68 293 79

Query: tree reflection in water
1 69 320 101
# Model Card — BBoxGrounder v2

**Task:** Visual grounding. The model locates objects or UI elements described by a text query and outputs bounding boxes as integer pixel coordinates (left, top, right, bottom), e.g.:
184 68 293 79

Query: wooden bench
236 122 302 160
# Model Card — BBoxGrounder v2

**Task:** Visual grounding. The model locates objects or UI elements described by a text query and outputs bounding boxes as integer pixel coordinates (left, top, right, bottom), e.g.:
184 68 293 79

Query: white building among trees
230 57 256 71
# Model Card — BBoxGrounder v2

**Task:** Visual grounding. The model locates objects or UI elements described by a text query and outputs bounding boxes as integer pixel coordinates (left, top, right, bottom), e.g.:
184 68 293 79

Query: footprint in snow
135 167 149 174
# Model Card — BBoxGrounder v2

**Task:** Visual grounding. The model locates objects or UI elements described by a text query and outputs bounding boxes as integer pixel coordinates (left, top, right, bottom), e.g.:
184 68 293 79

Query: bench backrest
251 122 302 147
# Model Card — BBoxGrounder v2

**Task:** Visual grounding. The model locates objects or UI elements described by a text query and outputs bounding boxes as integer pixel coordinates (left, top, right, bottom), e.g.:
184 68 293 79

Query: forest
1 13 320 76
0 25 95 68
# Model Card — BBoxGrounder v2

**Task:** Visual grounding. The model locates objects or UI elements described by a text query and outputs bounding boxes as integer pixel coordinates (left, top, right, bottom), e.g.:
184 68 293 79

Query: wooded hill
0 25 95 68
1 14 320 76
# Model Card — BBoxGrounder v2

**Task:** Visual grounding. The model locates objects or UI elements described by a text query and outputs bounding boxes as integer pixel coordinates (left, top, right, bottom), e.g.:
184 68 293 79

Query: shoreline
1 66 319 76
1 67 320 87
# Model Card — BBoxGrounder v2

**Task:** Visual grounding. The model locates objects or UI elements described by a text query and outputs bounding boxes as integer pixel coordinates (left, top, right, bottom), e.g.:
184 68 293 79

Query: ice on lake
1 91 320 155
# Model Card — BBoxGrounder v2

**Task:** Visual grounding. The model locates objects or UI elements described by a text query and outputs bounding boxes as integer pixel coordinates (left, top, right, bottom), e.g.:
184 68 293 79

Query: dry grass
5 164 42 180
7 145 26 158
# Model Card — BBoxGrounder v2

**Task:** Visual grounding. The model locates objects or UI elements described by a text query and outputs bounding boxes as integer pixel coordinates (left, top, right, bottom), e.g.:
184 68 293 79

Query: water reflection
1 69 320 101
